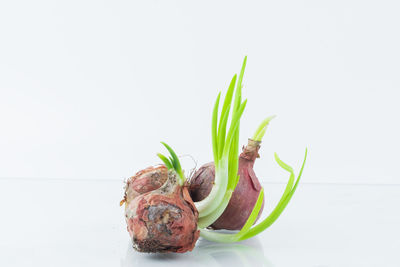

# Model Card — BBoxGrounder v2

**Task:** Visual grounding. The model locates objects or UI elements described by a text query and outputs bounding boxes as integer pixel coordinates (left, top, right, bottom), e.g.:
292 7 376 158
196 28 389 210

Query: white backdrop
1 0 399 184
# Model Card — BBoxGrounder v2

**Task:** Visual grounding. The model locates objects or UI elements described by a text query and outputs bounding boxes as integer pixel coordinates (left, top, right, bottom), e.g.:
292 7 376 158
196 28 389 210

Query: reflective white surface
0 178 399 266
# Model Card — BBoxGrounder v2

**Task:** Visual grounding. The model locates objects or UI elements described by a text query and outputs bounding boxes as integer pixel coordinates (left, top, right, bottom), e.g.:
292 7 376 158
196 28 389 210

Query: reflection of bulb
125 170 199 253
120 237 274 267
194 238 273 267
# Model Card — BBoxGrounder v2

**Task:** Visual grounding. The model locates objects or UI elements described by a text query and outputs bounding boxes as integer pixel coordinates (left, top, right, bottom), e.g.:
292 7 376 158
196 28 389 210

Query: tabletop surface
0 178 399 267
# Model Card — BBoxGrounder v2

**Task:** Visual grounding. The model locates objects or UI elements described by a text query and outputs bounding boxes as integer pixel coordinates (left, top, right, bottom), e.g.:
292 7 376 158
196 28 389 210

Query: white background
1 0 400 184
1 2 400 267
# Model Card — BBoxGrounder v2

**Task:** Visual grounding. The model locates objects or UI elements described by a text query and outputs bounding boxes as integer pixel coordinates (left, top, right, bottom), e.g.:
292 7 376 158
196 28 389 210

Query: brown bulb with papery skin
124 169 199 253
189 139 264 230
121 165 168 207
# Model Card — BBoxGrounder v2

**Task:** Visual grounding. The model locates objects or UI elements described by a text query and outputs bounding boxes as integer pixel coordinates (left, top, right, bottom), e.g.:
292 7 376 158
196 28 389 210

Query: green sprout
157 56 308 243
157 142 185 185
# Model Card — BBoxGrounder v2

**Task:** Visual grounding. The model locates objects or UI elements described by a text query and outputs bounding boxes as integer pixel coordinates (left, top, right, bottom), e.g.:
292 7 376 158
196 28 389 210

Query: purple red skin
188 162 215 202
189 139 264 230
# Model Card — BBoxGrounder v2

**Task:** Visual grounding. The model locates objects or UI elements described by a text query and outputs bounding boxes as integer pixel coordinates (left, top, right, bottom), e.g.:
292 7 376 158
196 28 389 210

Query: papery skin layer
123 165 168 206
126 171 200 253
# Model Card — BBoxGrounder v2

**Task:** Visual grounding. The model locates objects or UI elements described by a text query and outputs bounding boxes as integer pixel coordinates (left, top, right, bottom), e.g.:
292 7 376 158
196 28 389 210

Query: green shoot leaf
217 103 231 158
157 153 173 169
223 100 247 157
217 75 237 156
233 56 247 112
252 115 276 141
212 92 221 162
158 142 186 185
